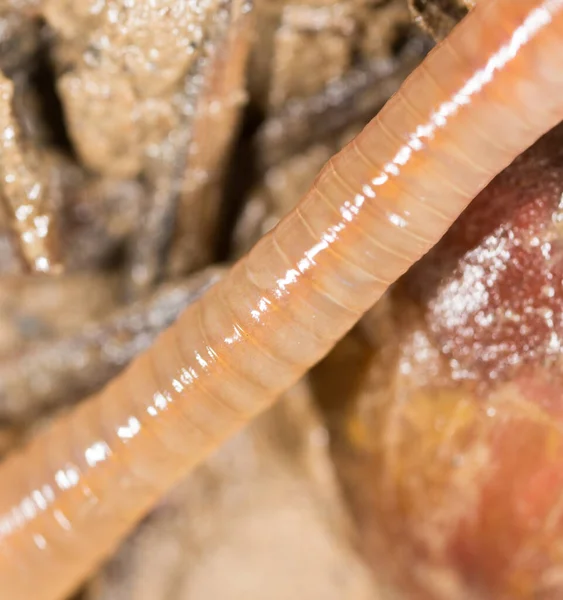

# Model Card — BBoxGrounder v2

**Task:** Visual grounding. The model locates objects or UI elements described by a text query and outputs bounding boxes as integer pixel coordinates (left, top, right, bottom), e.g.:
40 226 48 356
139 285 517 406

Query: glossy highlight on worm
1 1 563 598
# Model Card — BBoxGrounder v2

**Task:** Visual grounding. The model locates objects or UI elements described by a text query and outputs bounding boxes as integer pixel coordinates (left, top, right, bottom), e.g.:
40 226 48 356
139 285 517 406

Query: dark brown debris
59 166 145 272
408 0 473 40
0 8 40 76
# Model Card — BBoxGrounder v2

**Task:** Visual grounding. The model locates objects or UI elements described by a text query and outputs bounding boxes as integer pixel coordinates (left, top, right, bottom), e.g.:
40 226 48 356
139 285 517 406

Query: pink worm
1 1 563 598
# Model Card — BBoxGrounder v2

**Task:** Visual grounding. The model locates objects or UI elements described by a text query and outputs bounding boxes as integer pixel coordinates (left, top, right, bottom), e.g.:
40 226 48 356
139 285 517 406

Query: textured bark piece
316 123 563 600
122 0 223 296
57 71 146 178
85 381 380 600
121 0 251 294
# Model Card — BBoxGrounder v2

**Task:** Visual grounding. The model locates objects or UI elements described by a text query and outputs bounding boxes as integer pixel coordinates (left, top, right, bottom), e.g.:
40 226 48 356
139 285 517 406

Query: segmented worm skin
1 1 563 599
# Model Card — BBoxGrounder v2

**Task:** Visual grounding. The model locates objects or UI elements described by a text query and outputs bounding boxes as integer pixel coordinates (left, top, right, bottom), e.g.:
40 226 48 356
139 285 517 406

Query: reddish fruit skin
326 125 563 600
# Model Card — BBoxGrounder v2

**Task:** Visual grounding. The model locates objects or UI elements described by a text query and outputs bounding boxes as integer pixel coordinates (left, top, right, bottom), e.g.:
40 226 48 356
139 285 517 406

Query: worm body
1 1 563 598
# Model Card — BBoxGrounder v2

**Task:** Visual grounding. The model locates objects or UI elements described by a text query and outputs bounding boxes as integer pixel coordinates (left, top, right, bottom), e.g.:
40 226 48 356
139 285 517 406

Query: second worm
1 1 563 599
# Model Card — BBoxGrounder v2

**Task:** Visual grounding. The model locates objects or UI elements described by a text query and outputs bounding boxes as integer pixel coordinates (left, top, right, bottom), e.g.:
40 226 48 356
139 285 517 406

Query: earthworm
1 1 563 599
